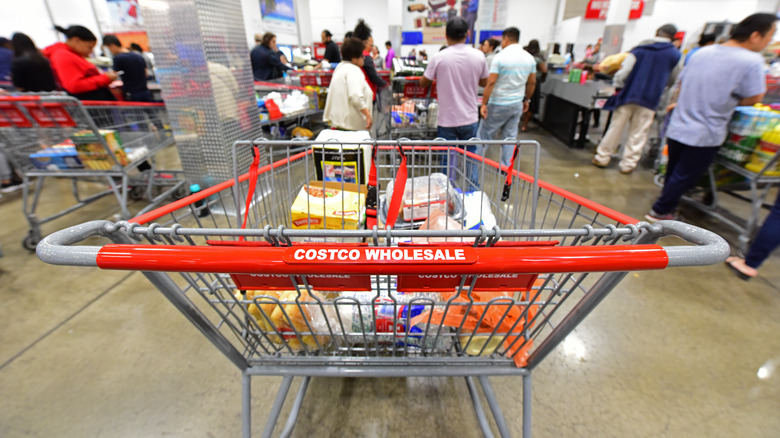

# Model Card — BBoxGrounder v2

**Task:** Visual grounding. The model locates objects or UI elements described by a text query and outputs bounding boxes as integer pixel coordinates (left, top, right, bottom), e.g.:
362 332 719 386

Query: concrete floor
1 128 779 438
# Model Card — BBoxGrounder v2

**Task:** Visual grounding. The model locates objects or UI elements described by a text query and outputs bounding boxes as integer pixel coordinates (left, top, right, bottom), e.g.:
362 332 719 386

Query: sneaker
644 209 677 223
0 181 23 193
591 158 608 168
619 167 634 175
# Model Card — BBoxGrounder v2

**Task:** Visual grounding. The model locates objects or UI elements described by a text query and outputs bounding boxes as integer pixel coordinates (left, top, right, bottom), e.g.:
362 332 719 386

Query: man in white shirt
478 27 537 168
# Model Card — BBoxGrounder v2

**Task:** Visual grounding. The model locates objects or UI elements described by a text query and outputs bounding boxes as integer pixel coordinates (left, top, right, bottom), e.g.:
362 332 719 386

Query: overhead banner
402 0 481 45
104 0 149 51
260 0 297 37
476 0 509 33
106 0 144 32
584 0 645 20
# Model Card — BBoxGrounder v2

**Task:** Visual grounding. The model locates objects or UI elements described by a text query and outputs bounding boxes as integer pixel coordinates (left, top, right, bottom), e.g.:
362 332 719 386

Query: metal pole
522 372 532 438
242 371 251 438
42 0 59 42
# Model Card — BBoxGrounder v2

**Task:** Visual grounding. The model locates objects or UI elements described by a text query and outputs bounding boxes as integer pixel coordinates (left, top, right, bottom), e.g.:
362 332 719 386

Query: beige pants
593 103 655 172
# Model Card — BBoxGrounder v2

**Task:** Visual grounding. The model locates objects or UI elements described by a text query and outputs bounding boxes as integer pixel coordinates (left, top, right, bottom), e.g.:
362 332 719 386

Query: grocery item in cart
71 129 128 169
239 289 333 352
290 181 367 230
29 143 83 170
424 290 539 366
333 292 448 350
385 173 456 222
461 191 497 230
412 209 465 243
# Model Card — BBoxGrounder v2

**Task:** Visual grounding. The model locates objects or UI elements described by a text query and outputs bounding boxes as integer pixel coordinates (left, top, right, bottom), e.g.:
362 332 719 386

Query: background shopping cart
37 139 728 437
0 94 185 250
390 77 437 139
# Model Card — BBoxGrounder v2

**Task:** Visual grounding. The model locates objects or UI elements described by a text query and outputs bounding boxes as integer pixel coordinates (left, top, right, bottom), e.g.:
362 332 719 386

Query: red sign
585 0 644 20
0 103 33 128
397 273 540 292
403 82 436 99
299 74 318 87
230 273 372 291
23 103 76 128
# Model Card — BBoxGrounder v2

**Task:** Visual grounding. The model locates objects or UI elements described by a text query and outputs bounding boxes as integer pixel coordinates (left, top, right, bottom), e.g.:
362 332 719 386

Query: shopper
321 30 341 63
10 32 56 92
250 32 291 81
129 43 154 80
103 35 151 101
44 25 117 100
725 192 780 280
480 38 500 70
0 37 11 81
421 17 487 140
421 17 488 187
385 41 395 69
645 13 775 222
478 26 536 168
353 20 386 101
521 39 547 132
322 37 373 131
371 45 382 66
591 24 681 174
685 33 717 65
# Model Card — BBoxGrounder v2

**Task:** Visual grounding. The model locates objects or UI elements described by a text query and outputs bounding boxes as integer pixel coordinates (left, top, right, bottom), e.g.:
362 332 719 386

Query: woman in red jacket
44 25 117 100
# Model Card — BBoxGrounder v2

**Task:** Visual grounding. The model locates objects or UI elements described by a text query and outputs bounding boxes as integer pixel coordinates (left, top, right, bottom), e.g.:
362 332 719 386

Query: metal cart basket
0 94 185 250
390 76 437 139
37 139 728 437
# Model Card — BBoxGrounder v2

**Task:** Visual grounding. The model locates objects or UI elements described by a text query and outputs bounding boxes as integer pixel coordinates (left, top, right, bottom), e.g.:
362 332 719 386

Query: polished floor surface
1 128 778 437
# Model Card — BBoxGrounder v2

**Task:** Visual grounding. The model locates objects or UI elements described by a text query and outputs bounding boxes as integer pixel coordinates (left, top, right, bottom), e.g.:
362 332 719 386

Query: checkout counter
539 73 614 148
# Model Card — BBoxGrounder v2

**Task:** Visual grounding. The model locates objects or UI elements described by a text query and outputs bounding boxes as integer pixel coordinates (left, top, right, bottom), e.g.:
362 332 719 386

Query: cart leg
279 376 310 438
242 371 251 438
465 376 496 438
523 372 532 438
262 376 294 438
479 376 511 438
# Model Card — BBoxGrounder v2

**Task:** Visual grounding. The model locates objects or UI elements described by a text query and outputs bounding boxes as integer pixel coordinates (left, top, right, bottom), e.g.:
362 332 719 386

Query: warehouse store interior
1 0 780 437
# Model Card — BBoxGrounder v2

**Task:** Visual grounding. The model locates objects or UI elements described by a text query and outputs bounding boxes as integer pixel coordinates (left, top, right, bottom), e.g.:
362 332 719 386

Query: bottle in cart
427 102 438 128
189 183 210 217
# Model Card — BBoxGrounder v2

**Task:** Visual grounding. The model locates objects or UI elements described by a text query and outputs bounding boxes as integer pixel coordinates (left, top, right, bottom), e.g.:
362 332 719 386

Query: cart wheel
171 184 188 200
22 232 41 252
129 186 145 201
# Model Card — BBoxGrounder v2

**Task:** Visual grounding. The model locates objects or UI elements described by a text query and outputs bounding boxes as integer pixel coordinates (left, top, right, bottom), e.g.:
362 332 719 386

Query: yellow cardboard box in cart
290 181 367 230
71 129 128 169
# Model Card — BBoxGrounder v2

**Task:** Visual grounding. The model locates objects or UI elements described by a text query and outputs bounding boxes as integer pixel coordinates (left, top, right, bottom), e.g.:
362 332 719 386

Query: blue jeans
745 190 780 269
477 102 523 168
651 139 720 215
437 122 481 189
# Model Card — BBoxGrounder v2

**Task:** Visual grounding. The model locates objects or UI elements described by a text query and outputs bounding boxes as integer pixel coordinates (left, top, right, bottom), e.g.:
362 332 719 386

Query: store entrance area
1 129 778 437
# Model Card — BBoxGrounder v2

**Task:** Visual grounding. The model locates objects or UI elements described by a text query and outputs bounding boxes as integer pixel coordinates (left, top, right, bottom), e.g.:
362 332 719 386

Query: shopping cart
0 94 185 250
390 76 437 139
37 139 728 437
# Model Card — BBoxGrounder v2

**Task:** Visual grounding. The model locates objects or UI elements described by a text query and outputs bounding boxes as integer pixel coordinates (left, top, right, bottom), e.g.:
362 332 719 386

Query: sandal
725 256 756 281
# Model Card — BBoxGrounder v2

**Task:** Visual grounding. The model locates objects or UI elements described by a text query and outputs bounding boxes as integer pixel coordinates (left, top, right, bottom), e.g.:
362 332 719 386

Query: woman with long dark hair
43 25 117 100
10 32 56 92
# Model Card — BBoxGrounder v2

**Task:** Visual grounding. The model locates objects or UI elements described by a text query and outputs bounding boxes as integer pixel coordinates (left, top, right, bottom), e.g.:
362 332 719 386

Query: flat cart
390 76 437 139
679 149 780 253
0 94 185 250
37 139 728 437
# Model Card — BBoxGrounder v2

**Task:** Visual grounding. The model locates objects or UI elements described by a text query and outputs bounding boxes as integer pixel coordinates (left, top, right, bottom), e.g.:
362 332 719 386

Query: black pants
651 138 719 215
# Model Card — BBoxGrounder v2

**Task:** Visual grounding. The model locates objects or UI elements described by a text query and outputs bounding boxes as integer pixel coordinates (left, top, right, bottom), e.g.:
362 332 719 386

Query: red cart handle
94 243 670 274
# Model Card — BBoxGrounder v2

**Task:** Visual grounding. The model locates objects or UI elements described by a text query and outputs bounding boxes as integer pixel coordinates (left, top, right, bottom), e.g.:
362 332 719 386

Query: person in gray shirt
645 13 775 222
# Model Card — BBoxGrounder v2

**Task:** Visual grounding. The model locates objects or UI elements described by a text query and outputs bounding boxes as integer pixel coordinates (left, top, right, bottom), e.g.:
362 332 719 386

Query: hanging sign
585 0 644 20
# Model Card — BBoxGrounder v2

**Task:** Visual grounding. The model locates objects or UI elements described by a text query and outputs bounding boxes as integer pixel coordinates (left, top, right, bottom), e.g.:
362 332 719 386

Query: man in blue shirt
592 24 681 174
103 35 151 101
685 33 716 65
646 13 775 222
251 32 291 81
